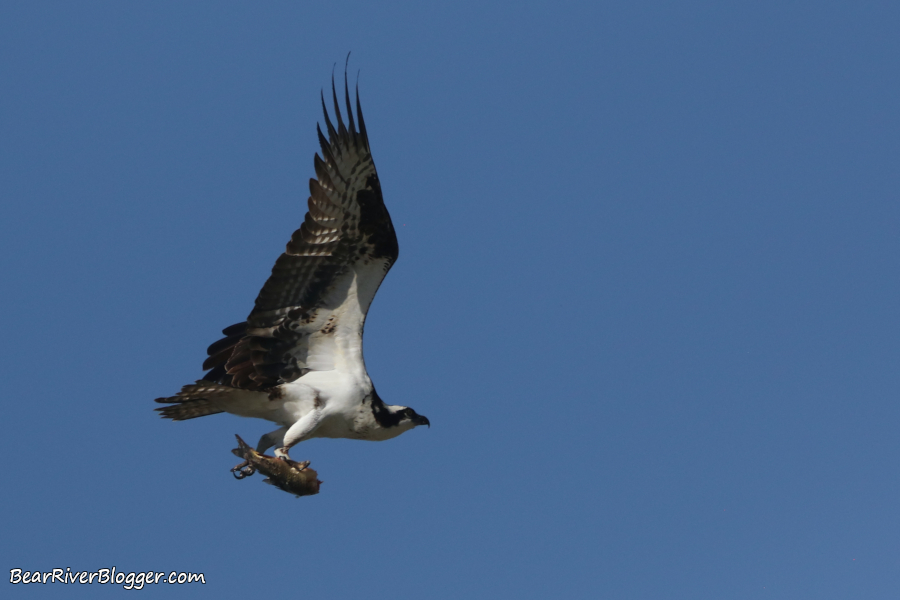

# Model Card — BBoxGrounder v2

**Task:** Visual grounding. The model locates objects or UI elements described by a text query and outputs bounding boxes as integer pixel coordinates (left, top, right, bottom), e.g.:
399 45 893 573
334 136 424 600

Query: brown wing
201 77 398 391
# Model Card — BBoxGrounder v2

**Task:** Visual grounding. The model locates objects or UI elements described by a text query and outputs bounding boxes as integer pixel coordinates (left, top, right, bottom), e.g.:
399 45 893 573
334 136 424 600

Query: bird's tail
154 381 235 421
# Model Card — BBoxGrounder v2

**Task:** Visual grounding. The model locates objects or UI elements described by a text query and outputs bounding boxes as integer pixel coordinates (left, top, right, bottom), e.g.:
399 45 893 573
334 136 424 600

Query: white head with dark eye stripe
369 391 429 434
393 406 430 428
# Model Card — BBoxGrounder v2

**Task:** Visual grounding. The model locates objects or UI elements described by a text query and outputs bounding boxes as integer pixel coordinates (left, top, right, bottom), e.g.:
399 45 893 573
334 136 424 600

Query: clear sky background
2 1 899 598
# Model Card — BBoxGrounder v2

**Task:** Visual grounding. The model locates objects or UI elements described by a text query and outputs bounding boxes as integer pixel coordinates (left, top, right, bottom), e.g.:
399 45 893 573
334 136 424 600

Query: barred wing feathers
198 81 397 392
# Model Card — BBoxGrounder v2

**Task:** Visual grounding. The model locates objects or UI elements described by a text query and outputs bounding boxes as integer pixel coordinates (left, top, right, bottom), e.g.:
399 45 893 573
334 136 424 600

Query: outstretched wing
202 77 398 391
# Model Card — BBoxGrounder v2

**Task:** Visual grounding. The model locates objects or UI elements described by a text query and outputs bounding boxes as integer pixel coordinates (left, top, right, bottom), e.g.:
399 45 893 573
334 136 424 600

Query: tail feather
154 381 236 421
155 398 223 420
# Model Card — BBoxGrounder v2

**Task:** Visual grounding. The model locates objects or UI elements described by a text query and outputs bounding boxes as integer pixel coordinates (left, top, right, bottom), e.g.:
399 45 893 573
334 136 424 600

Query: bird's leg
275 409 322 461
256 426 288 454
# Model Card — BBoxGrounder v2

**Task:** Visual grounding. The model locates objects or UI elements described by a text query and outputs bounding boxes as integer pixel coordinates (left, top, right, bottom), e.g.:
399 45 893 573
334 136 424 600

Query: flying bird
155 75 429 461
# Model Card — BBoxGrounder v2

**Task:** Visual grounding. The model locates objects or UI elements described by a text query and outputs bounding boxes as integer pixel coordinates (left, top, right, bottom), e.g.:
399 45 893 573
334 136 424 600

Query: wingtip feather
321 90 338 145
355 84 369 150
343 65 356 137
331 73 348 140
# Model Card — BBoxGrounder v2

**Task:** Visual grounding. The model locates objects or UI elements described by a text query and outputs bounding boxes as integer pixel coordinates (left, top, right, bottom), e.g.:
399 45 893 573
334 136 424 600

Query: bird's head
371 394 430 433
398 406 430 428
379 404 430 429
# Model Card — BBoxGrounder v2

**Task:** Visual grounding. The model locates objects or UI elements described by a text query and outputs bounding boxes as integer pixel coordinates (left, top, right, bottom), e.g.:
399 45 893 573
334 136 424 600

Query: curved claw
231 461 256 479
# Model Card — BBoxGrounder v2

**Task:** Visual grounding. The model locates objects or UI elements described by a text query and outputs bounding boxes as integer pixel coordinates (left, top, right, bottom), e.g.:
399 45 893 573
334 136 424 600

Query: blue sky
2 1 899 598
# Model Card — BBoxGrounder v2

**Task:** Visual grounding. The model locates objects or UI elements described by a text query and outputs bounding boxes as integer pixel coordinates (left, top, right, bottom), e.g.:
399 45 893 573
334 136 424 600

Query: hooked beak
414 415 430 428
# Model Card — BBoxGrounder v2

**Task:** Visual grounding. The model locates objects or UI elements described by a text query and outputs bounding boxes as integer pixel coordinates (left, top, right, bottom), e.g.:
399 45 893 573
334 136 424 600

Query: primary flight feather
155 75 429 461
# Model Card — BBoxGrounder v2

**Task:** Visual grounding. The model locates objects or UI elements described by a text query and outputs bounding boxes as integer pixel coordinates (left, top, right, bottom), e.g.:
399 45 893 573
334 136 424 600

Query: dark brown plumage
172 76 398 396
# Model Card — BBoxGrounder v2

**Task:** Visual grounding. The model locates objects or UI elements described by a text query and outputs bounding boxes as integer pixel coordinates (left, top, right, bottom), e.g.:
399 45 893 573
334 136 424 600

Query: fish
230 434 321 497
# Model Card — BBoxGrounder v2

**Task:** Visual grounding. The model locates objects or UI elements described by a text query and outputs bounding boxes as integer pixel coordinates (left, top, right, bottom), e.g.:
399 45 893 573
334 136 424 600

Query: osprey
155 76 429 460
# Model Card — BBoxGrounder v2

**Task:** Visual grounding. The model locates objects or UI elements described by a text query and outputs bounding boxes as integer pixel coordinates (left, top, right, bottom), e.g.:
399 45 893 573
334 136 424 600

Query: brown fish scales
231 434 321 497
